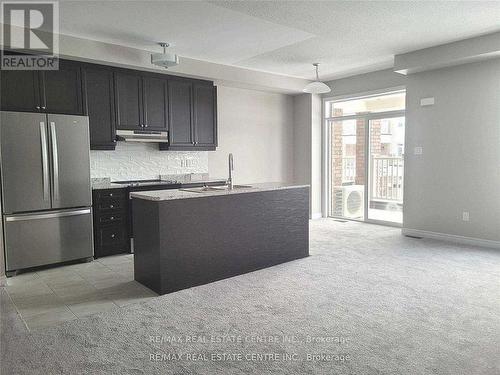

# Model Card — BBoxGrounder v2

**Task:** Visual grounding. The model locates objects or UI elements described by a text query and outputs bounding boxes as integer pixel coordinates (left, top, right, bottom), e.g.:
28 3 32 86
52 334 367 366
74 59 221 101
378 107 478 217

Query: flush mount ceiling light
303 63 331 94
151 42 180 69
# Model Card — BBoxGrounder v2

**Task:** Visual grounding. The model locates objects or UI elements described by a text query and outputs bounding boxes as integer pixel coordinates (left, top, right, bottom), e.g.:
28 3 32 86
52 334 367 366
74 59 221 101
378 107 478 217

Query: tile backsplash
90 142 208 181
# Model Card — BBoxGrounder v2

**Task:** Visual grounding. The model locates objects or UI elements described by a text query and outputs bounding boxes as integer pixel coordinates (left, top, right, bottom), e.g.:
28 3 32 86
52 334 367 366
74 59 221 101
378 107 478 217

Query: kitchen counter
130 182 309 201
132 184 309 295
91 180 125 190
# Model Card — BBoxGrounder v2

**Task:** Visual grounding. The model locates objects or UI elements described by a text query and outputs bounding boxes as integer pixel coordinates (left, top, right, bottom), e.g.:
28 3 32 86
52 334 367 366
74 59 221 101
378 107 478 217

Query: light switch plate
420 97 435 106
414 146 423 155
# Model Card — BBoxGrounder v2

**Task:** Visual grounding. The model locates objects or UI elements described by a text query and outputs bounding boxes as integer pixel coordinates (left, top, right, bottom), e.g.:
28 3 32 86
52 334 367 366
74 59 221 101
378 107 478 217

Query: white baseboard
402 228 500 249
311 212 323 220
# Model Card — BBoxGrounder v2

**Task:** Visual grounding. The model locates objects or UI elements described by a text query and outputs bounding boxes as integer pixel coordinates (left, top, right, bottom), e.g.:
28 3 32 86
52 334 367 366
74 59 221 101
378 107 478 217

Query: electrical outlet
414 146 423 155
462 211 470 222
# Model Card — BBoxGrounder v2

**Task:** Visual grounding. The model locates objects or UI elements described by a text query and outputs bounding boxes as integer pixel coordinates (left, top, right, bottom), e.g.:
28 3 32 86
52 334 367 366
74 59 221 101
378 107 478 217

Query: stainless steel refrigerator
0 111 93 275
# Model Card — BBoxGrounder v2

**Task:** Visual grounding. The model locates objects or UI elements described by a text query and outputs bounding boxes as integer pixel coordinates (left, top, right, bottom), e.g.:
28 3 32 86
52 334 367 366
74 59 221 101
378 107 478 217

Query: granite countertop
129 182 309 201
91 180 126 190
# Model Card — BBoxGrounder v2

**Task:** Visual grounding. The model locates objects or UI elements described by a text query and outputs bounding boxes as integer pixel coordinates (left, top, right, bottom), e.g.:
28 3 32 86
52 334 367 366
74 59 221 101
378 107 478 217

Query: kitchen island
130 183 309 294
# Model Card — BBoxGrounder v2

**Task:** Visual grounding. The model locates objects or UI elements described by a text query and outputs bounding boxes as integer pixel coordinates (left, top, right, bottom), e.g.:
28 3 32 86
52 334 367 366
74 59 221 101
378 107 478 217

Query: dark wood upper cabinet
115 72 168 131
82 66 117 150
0 61 83 115
167 79 194 147
193 84 217 148
142 76 168 131
160 79 217 151
115 72 143 130
0 58 217 152
0 70 42 112
42 61 83 115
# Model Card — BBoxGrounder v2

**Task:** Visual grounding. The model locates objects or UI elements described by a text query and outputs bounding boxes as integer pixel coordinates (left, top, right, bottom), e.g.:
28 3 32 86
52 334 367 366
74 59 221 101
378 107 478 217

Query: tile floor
3 254 157 331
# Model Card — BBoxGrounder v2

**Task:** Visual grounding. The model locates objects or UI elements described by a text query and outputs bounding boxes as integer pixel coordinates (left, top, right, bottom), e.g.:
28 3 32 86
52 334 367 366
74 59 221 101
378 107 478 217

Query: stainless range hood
116 130 169 143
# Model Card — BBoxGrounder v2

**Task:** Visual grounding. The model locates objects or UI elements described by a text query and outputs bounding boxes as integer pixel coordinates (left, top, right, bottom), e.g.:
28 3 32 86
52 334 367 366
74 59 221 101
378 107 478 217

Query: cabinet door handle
36 106 40 110
110 205 114 208
109 193 113 197
110 216 114 220
41 106 46 110
111 234 115 238
144 124 148 128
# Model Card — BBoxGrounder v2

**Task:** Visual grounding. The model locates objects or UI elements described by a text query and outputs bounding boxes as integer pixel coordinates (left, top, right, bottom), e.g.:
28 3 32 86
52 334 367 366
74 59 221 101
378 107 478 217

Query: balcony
336 155 403 223
371 156 404 202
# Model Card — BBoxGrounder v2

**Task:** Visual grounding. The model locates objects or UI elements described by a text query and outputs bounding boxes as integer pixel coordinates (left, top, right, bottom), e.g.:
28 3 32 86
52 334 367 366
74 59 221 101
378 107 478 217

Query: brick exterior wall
370 120 382 155
354 119 365 185
332 120 344 187
330 111 388 188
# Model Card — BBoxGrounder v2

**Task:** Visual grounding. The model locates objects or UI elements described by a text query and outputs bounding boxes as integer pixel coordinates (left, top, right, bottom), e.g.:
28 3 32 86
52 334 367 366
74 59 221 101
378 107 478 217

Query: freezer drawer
3 208 93 271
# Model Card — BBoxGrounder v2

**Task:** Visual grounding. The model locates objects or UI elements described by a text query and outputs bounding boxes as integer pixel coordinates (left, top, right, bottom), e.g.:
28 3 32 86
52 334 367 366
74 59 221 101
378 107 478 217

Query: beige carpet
1 219 499 374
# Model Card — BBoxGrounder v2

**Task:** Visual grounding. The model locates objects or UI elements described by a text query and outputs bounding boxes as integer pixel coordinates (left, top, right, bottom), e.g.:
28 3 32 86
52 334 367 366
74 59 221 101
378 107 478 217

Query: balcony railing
371 156 404 201
342 156 356 183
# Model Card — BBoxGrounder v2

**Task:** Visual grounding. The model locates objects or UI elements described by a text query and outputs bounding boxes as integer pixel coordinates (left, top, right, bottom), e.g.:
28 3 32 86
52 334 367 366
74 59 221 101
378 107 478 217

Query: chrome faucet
227 153 234 189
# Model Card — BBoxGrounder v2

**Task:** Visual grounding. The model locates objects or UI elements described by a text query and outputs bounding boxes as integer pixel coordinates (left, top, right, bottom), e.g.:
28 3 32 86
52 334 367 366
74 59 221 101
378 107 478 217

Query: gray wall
311 94 322 217
404 58 500 241
208 86 295 183
324 69 406 97
293 93 322 218
324 61 500 243
293 95 312 186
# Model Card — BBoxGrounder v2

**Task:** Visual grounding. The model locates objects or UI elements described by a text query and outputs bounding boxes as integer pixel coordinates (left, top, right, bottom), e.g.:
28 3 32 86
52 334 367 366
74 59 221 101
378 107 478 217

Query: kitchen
0 54 307 306
1 2 499 374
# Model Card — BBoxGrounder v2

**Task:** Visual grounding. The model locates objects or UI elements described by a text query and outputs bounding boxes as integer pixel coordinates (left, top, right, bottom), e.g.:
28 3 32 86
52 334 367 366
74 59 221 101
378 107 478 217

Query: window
325 90 406 224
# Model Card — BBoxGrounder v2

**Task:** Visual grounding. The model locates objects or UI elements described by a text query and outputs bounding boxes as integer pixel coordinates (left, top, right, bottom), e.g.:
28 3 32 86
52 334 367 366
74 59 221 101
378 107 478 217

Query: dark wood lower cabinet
92 188 130 257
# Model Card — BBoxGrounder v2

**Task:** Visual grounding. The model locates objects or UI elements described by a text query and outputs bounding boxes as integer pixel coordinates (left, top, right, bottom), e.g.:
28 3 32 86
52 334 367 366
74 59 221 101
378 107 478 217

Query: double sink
180 185 253 193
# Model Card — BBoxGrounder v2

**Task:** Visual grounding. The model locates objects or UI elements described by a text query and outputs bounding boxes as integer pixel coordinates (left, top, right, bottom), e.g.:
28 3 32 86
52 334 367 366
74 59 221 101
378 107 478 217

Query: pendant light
303 63 331 94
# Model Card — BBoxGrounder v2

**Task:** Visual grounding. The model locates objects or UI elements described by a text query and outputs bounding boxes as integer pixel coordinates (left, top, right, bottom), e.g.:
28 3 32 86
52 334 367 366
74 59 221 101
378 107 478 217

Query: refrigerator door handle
39 121 50 201
49 121 59 201
5 208 91 222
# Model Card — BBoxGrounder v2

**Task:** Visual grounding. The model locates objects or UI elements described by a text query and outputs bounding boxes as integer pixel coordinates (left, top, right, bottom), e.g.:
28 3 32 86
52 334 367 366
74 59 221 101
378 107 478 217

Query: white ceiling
58 0 500 80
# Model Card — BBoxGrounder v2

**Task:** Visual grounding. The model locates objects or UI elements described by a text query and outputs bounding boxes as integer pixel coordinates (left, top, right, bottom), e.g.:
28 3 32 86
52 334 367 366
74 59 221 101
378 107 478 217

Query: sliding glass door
368 116 405 223
325 91 405 225
328 118 366 221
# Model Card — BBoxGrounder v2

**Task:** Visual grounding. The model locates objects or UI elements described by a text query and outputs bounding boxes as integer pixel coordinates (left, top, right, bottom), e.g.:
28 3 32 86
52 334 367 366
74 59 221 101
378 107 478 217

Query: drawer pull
109 193 113 197
110 205 114 208
110 216 114 220
111 234 115 238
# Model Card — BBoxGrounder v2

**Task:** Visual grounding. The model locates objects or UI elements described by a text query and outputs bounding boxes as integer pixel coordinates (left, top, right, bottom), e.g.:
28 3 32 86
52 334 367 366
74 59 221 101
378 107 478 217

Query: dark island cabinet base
133 187 309 295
